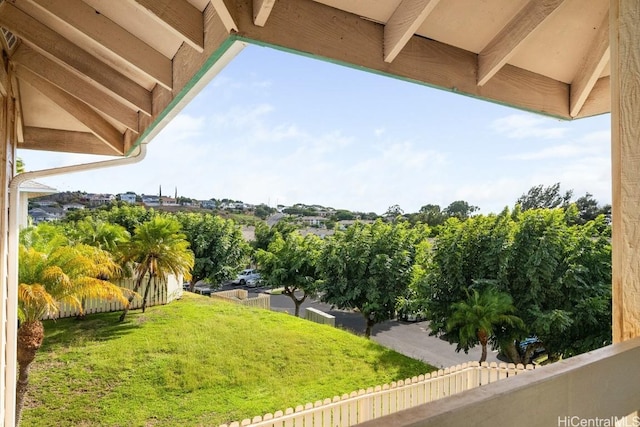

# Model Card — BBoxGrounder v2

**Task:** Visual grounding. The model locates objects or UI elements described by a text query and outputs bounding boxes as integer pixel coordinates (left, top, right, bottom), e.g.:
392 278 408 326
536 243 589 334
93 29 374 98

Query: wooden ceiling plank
210 0 238 32
575 76 610 119
253 0 276 27
13 45 139 131
569 11 610 117
21 126 120 156
0 1 152 115
235 0 571 119
130 0 205 53
384 0 441 63
21 0 173 90
477 0 566 87
16 67 124 155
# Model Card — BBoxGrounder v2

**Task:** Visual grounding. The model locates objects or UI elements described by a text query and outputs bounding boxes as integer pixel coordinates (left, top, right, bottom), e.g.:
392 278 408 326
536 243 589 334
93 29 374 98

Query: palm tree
447 288 523 363
16 244 132 424
119 216 194 321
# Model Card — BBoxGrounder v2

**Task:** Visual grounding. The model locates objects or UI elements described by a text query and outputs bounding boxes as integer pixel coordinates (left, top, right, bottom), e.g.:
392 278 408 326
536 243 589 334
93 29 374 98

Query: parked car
232 269 261 286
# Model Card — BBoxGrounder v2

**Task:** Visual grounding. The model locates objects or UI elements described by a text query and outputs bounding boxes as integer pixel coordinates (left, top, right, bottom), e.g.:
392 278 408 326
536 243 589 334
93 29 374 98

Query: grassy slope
23 293 435 426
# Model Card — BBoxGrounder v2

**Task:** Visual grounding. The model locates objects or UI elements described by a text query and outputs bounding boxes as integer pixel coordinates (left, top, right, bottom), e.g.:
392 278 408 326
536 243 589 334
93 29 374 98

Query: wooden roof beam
20 0 173 90
477 0 566 86
0 1 152 115
21 127 121 156
211 0 238 32
235 0 571 119
575 76 610 119
12 45 139 131
16 67 125 155
130 0 205 53
570 11 610 118
384 0 441 63
253 0 276 27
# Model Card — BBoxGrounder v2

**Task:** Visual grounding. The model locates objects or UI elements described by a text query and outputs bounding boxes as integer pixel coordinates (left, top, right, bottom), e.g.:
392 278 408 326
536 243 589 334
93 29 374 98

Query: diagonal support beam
21 127 122 156
384 0 441 63
477 0 565 86
130 0 205 52
211 0 238 32
0 1 152 114
13 45 139 131
569 11 610 117
16 67 124 155
253 0 276 27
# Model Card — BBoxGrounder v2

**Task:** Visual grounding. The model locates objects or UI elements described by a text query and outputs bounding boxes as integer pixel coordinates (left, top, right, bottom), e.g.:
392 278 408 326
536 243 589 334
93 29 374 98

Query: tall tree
257 231 323 316
318 220 422 338
447 287 523 363
16 243 131 424
119 216 194 321
175 212 249 290
443 200 479 220
516 183 573 211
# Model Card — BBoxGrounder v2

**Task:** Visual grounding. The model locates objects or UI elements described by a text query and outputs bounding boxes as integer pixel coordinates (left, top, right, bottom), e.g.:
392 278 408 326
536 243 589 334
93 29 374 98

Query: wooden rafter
0 1 152 115
253 0 276 27
21 126 121 156
384 0 440 63
575 76 610 119
569 11 610 117
477 0 565 86
19 0 173 90
16 67 124 155
235 0 571 119
210 0 238 32
129 0 204 53
12 45 139 131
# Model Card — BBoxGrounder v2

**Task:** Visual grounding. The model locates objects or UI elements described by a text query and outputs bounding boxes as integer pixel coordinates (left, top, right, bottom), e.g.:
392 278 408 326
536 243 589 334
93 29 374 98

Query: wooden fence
219 362 535 427
305 307 335 327
42 274 183 320
211 289 271 310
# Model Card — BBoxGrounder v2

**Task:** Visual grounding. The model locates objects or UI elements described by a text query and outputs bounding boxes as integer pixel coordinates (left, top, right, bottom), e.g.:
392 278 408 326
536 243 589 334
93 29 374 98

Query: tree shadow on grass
361 339 437 379
41 311 141 350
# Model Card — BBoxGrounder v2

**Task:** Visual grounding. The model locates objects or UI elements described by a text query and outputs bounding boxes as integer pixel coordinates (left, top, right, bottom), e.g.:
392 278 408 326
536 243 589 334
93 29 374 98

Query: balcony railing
358 337 640 427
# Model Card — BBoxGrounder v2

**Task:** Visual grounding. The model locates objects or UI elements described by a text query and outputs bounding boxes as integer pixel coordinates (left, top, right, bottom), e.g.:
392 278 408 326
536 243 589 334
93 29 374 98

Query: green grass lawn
22 293 435 426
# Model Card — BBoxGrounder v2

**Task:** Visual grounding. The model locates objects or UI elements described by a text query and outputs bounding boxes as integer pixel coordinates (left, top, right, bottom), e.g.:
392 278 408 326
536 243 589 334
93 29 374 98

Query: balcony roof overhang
0 0 611 158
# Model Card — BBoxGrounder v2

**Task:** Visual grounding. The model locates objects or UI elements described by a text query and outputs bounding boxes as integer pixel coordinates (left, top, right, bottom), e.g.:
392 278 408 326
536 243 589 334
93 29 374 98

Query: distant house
160 196 179 206
29 207 63 224
118 193 137 204
200 200 217 209
301 216 327 227
62 203 85 212
88 193 115 206
141 195 160 206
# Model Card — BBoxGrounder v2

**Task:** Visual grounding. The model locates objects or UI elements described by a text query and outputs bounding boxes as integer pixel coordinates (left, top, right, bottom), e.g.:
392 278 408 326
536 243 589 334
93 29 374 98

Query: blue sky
20 44 611 215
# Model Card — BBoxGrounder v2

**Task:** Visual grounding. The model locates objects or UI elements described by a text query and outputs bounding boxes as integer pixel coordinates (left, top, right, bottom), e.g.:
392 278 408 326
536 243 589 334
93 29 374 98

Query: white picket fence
42 274 183 320
219 361 535 427
211 289 271 310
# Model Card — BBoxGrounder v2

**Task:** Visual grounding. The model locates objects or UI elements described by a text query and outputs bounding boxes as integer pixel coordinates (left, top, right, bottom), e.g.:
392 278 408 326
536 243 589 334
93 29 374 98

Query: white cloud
490 114 569 139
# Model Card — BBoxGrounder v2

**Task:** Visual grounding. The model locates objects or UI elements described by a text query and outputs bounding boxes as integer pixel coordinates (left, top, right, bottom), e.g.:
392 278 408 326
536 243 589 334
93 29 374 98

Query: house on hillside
200 200 217 209
88 193 115 206
118 192 137 204
62 203 85 212
141 195 160 206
